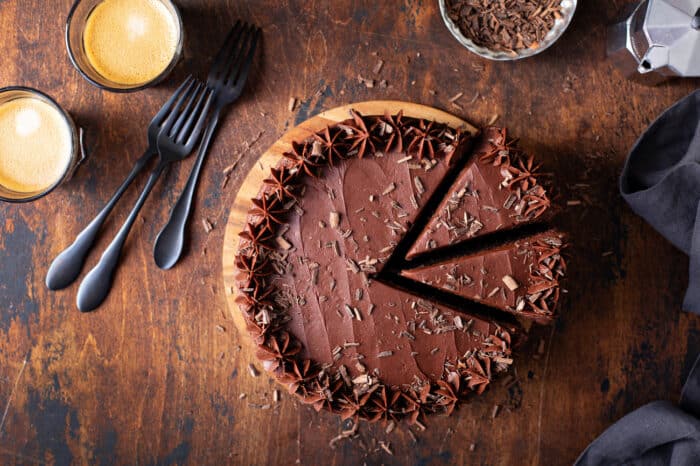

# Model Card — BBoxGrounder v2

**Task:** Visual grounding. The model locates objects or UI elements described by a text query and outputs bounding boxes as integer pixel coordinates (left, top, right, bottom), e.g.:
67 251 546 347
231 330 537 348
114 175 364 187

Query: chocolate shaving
275 236 292 250
202 218 214 233
357 74 375 88
248 364 260 377
329 211 340 228
448 92 463 103
502 275 520 291
382 183 396 195
414 176 425 194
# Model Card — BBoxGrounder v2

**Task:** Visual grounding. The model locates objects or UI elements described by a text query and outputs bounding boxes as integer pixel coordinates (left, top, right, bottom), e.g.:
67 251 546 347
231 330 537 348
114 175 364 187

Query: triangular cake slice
406 127 552 260
401 230 565 324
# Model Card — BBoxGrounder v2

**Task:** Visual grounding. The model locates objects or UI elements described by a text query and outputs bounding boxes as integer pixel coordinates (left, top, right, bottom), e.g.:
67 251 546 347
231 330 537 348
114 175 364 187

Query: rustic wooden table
0 1 698 465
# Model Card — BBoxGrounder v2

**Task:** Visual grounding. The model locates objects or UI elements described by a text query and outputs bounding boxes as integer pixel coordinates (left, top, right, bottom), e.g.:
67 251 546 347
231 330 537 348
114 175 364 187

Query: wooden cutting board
221 100 478 336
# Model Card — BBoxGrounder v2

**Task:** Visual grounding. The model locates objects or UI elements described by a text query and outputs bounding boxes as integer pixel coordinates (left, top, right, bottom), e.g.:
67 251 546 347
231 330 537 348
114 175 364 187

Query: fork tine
229 26 260 86
161 80 199 136
151 75 194 127
169 82 204 139
183 90 214 149
224 24 254 86
220 23 253 85
209 21 244 80
176 87 211 145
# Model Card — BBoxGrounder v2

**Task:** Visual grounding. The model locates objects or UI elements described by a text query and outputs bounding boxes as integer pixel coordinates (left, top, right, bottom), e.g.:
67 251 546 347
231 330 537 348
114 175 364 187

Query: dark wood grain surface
0 1 697 465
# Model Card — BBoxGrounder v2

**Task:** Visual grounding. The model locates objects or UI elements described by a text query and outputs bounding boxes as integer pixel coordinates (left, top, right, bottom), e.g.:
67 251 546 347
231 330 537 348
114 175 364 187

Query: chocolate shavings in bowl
446 0 563 55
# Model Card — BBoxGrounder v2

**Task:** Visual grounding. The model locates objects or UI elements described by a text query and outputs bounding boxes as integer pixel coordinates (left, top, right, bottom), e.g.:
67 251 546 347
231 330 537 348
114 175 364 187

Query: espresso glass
0 87 86 203
65 0 184 93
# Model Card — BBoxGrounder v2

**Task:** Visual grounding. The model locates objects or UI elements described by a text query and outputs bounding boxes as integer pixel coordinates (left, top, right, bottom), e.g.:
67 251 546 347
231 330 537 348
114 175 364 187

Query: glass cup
65 0 184 92
0 87 86 203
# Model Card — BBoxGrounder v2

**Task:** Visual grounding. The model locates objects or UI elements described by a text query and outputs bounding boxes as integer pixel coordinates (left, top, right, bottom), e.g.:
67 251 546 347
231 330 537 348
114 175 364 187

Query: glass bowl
439 0 578 61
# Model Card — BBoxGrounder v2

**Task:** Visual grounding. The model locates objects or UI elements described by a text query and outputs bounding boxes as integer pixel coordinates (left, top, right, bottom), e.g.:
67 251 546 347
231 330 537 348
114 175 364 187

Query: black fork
153 21 261 270
76 80 214 312
46 76 198 291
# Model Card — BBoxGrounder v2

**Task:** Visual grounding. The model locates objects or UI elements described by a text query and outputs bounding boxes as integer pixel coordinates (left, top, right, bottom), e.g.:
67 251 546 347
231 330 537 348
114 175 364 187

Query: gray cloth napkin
575 355 700 465
576 90 700 465
620 90 700 312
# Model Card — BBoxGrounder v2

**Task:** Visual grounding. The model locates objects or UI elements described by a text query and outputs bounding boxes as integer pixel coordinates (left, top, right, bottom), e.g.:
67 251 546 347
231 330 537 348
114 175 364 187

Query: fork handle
46 149 156 290
76 162 166 312
153 109 223 270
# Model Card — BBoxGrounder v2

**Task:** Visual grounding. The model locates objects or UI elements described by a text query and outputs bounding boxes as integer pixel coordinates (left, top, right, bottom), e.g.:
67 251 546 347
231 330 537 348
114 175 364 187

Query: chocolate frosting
401 231 566 324
235 111 519 424
276 149 513 386
407 127 551 259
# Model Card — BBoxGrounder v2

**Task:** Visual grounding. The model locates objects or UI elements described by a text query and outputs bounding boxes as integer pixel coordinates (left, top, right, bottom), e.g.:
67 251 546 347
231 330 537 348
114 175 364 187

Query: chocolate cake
234 111 565 424
401 230 566 325
406 127 551 259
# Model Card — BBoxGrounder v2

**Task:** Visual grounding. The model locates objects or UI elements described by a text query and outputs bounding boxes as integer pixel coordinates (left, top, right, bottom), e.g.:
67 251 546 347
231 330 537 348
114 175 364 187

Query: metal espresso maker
608 0 700 84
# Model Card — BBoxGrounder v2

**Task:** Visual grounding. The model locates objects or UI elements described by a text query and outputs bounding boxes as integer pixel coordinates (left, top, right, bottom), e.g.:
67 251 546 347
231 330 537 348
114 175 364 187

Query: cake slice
401 230 566 324
406 127 552 259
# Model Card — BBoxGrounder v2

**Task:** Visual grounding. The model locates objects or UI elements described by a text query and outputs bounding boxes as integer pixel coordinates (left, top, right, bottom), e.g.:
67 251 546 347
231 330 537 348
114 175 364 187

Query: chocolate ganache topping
407 127 552 259
401 230 566 325
234 111 528 424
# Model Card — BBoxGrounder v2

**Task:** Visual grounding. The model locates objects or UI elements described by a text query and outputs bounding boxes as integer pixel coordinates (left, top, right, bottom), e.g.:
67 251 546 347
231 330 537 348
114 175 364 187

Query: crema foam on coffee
0 97 73 193
83 0 179 86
